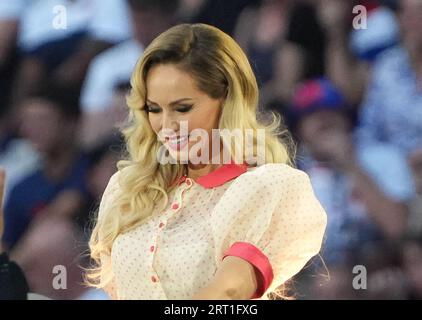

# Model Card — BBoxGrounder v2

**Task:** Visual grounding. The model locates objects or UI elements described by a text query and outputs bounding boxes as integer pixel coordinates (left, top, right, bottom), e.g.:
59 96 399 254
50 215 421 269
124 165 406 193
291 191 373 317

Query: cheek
148 113 161 135
187 114 219 144
193 107 220 131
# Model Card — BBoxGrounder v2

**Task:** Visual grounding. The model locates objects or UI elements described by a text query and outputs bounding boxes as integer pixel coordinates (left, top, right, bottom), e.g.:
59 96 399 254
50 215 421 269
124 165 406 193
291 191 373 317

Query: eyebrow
146 98 194 107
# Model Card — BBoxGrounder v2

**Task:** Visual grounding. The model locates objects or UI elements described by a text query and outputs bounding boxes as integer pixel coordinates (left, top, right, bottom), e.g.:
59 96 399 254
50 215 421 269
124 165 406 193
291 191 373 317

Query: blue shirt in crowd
357 45 422 157
2 152 91 250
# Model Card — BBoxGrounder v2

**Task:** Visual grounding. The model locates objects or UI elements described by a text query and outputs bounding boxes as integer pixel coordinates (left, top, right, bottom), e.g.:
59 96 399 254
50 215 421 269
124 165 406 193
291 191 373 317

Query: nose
160 112 179 138
162 111 179 130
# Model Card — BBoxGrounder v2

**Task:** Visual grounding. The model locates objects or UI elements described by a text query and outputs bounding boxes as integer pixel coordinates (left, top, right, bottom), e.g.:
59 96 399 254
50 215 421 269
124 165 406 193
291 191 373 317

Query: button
178 175 186 185
150 245 155 252
151 276 158 283
159 222 165 228
186 178 192 186
172 203 179 210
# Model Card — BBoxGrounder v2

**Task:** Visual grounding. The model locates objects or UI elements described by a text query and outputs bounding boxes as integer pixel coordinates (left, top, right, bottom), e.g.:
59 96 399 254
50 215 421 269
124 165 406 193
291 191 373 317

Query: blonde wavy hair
86 23 295 299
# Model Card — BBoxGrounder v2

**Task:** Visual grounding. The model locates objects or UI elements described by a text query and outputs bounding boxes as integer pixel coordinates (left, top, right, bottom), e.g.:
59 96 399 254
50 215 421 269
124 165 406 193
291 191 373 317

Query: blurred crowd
0 0 421 300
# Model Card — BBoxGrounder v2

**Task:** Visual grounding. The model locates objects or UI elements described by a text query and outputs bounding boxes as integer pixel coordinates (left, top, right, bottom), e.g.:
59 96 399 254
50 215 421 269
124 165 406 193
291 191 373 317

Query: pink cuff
223 241 274 299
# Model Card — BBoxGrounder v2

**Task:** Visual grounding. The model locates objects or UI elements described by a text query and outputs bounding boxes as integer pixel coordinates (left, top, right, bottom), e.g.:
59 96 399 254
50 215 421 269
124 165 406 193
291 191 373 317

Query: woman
87 23 327 300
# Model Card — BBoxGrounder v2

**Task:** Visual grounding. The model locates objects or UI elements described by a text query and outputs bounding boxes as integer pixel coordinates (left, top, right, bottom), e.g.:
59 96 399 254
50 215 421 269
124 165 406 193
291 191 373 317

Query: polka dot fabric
97 163 327 299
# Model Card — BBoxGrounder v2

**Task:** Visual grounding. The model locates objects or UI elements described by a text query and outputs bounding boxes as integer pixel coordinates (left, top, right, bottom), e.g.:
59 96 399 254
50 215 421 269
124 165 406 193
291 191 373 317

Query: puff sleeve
210 163 327 299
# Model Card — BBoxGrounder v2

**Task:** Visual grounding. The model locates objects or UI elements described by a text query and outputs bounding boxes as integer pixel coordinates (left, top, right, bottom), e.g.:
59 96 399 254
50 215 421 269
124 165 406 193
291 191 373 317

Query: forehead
145 64 201 103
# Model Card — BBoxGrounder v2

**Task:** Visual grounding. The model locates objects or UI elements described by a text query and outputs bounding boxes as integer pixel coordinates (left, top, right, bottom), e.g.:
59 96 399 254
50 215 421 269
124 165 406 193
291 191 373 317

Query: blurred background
0 0 421 300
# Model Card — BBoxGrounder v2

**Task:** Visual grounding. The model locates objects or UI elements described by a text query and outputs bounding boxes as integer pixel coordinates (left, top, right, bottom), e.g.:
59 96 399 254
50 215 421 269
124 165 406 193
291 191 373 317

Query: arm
191 256 258 300
99 254 119 300
263 42 304 106
318 132 409 239
346 164 408 239
316 0 367 106
324 27 368 106
233 6 256 52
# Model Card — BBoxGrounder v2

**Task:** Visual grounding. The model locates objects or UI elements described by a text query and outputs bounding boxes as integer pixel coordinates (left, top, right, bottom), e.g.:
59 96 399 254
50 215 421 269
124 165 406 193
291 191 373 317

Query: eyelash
145 104 193 114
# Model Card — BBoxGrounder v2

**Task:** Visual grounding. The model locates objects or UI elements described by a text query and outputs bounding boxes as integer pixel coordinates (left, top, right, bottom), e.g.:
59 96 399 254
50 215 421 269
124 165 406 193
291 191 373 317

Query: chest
110 185 226 299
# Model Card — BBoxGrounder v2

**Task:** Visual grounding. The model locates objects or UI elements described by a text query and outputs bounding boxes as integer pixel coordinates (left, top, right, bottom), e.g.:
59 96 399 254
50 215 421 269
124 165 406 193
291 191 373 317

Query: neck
186 143 228 181
187 162 222 181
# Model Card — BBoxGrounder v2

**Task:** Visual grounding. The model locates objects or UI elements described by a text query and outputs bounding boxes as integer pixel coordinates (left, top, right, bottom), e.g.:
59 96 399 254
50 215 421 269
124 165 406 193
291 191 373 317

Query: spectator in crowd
0 0 132 107
289 78 415 297
2 83 91 250
79 0 180 148
242 0 369 116
234 0 292 87
357 0 422 158
1 84 92 299
235 0 326 110
0 102 39 205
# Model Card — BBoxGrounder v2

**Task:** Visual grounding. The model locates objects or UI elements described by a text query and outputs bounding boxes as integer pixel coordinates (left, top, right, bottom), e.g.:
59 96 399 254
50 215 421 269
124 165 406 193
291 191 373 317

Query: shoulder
103 171 121 198
98 171 121 219
233 163 310 191
244 163 308 180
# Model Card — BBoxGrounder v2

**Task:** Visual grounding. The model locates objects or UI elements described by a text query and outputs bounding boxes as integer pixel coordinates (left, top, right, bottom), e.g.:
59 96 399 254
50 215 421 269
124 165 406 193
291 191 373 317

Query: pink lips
166 135 189 151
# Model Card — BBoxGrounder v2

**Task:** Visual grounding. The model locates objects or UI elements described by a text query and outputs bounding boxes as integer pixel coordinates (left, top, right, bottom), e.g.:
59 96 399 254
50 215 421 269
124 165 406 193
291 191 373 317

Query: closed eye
144 104 161 113
176 104 193 113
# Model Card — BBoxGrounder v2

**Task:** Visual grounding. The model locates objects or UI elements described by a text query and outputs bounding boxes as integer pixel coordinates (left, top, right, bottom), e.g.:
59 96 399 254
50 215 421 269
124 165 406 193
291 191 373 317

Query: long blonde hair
86 23 295 298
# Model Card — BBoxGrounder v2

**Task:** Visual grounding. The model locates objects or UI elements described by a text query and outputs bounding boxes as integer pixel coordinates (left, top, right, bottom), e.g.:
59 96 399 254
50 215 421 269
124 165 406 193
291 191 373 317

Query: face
19 99 72 155
145 64 223 164
298 110 350 162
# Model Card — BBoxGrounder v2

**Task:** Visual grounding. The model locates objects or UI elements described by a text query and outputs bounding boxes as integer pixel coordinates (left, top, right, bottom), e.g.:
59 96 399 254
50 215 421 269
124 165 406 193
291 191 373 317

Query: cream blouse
97 163 327 300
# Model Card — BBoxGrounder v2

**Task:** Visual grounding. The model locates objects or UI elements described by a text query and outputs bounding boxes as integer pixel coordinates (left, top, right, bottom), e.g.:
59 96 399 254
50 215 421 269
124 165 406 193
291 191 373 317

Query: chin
168 151 190 164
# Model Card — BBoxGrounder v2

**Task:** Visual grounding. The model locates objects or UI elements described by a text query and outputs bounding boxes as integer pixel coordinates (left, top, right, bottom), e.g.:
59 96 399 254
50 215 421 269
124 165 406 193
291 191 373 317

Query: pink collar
176 162 248 188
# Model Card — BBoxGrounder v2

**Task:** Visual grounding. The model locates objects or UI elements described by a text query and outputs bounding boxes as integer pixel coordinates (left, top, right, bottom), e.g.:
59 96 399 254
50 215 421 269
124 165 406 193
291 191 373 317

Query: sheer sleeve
210 164 327 299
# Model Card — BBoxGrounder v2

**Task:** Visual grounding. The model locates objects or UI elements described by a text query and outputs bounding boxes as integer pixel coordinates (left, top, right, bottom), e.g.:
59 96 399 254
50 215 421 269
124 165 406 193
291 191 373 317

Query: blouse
97 162 327 299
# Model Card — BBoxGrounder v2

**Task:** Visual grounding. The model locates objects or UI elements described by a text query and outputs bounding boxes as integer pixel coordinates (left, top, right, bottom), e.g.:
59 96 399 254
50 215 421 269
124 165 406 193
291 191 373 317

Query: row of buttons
171 177 193 212
150 177 193 283
150 216 166 283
